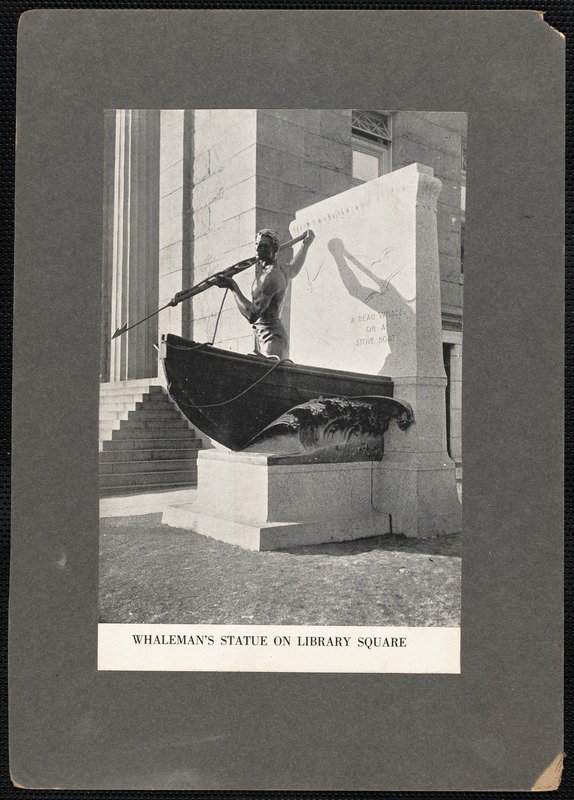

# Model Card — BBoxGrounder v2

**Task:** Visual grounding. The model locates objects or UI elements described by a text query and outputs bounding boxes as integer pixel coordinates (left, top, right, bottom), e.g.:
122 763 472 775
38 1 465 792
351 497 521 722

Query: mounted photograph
11 9 564 790
98 109 466 672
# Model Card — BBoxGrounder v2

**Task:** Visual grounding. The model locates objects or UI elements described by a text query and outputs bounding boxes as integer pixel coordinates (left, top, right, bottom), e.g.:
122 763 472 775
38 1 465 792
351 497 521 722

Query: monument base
377 452 462 538
163 505 391 551
375 378 462 539
162 449 391 551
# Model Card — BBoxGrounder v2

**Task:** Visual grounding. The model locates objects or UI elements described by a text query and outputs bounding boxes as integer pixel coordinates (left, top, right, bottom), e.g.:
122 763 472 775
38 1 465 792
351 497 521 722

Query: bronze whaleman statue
213 228 315 360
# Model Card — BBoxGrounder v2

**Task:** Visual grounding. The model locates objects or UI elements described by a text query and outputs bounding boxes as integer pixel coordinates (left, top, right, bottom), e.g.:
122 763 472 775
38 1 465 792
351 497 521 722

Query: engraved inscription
350 309 403 348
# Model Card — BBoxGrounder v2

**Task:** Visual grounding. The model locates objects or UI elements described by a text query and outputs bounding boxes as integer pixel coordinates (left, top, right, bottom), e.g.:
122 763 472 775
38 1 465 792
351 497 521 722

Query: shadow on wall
327 238 414 376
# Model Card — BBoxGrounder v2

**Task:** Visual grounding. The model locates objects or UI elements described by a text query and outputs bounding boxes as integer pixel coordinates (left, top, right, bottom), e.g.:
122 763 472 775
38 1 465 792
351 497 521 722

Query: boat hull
160 334 394 451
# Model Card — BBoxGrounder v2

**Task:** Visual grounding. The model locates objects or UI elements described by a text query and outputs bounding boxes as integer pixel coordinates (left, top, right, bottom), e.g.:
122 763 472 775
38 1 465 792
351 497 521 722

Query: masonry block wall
189 110 258 354
392 112 465 324
186 109 357 352
255 110 353 239
254 110 353 335
157 110 193 344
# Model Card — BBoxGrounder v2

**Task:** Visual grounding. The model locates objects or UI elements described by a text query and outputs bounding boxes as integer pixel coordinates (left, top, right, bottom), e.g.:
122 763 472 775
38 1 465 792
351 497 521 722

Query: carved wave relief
242 395 414 463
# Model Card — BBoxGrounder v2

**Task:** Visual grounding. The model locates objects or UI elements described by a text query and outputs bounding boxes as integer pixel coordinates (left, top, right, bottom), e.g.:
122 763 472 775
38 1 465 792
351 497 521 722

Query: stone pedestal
288 163 461 538
162 450 390 551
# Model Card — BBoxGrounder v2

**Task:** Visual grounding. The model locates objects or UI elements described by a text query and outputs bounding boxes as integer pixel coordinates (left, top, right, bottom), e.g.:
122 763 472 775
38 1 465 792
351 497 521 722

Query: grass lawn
99 514 461 627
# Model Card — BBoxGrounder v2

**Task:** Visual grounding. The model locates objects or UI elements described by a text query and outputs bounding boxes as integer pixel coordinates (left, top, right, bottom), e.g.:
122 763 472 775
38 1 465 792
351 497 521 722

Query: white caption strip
98 624 460 673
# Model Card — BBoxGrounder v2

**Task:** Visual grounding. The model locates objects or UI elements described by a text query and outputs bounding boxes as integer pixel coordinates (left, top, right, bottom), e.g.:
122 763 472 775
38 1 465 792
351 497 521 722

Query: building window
460 136 466 274
351 110 392 183
442 343 452 458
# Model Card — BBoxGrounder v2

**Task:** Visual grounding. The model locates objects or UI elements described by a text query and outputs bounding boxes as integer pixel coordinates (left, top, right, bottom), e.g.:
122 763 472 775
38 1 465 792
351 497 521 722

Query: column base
377 452 462 538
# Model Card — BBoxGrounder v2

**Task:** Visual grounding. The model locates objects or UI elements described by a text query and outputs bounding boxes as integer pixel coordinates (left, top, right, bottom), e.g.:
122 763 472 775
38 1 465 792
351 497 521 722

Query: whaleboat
160 334 413 455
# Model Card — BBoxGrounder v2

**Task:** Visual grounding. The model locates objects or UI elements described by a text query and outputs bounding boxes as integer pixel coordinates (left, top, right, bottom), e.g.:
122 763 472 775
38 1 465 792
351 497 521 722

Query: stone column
100 109 116 382
109 109 160 381
378 169 461 537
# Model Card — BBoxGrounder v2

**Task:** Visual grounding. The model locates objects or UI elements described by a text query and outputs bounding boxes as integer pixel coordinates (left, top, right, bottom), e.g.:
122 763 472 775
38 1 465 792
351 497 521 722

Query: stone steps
100 379 163 393
100 469 197 489
101 482 197 497
100 395 170 409
99 410 130 421
100 459 196 475
101 436 202 451
101 447 200 462
100 418 190 437
99 380 201 494
105 425 196 440
100 408 183 421
112 416 190 429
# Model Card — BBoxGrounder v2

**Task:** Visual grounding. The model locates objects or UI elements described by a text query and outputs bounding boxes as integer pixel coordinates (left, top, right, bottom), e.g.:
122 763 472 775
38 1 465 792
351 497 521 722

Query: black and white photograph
98 109 465 672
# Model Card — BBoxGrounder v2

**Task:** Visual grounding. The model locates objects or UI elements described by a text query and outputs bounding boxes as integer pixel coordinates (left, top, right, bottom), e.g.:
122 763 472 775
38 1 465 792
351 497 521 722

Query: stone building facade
101 109 464 471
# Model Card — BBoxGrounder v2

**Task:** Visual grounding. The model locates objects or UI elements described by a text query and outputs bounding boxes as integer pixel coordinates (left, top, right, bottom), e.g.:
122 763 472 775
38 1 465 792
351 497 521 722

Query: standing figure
214 228 315 360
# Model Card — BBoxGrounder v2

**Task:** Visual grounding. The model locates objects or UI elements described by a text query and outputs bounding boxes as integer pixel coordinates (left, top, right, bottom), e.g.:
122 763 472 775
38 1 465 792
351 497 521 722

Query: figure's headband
255 229 280 250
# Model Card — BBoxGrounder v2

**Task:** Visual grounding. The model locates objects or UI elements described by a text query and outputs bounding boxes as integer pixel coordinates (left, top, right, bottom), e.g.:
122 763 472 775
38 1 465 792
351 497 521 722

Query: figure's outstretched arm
213 273 279 324
285 230 315 279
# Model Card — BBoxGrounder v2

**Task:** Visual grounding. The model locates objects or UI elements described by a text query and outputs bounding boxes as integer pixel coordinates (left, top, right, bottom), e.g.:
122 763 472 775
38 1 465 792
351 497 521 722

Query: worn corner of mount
531 10 566 43
10 772 26 790
10 770 48 790
531 753 564 792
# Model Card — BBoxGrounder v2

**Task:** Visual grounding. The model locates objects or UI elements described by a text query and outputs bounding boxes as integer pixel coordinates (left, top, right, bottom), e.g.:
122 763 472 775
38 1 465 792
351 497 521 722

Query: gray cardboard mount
10 9 564 791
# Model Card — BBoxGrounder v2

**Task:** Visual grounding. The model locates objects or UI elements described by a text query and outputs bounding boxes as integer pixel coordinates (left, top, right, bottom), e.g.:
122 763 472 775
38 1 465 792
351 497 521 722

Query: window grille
352 110 391 143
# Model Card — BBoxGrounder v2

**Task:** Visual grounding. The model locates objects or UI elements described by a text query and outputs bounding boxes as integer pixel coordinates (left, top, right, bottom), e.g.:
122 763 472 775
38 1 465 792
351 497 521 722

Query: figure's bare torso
252 261 289 323
215 229 313 360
